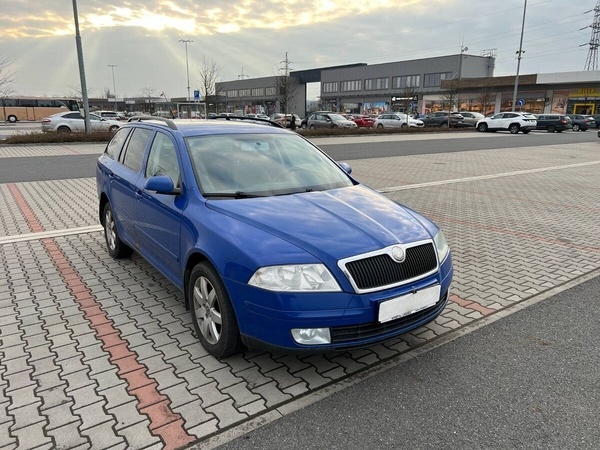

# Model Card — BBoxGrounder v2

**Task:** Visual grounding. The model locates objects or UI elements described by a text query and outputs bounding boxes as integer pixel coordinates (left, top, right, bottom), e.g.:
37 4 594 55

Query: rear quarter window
121 128 153 172
105 127 131 159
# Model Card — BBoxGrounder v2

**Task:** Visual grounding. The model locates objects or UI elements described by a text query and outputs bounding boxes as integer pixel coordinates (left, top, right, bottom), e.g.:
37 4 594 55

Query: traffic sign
517 98 525 107
194 90 200 101
409 102 414 109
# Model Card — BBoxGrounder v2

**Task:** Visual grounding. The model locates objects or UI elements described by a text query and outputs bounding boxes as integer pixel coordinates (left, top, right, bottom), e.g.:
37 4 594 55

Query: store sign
571 87 600 97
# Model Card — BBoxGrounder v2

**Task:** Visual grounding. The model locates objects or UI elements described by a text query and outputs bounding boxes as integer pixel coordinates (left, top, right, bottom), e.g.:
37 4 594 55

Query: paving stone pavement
1 140 600 449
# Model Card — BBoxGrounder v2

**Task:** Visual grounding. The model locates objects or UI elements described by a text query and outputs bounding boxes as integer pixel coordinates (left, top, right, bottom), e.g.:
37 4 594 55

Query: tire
401 123 408 128
301 123 307 129
102 202 133 259
509 124 520 134
309 124 316 130
57 126 71 133
477 123 488 132
7 115 17 123
522 129 530 134
557 130 563 133
377 124 384 129
440 122 447 128
572 124 580 131
547 125 556 133
109 125 119 133
189 262 242 359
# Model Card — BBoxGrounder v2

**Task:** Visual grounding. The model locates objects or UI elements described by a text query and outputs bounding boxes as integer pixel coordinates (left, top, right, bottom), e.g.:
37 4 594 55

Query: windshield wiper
203 191 266 199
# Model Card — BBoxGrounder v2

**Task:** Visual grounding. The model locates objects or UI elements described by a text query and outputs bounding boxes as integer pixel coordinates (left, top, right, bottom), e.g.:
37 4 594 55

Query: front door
573 103 594 114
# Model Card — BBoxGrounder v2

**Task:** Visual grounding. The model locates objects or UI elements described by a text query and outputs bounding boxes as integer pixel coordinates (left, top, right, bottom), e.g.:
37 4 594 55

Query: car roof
123 116 289 137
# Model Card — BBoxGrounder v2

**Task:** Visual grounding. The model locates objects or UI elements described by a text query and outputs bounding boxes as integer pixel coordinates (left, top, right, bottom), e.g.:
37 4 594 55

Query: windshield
328 114 346 121
185 133 354 198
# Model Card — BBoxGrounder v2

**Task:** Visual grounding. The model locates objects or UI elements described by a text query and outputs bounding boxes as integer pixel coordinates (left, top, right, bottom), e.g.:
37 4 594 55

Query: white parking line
379 160 600 193
0 225 103 245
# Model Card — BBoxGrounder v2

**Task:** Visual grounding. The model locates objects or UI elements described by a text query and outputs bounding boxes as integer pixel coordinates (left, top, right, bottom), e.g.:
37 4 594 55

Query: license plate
378 285 441 323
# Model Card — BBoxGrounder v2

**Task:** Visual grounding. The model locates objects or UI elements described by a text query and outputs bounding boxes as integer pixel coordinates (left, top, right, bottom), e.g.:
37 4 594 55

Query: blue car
96 116 453 358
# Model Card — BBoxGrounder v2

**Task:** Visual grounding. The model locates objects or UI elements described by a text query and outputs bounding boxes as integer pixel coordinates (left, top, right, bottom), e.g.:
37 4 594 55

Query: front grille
331 291 448 344
344 243 437 291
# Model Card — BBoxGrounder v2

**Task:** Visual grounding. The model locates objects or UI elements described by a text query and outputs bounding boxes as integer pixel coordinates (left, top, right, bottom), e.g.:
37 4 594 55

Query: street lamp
107 64 117 112
179 39 193 101
457 44 468 111
71 0 91 132
511 0 528 111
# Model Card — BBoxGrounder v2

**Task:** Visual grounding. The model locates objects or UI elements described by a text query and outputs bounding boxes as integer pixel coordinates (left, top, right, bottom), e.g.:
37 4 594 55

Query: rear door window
121 128 153 173
105 127 131 159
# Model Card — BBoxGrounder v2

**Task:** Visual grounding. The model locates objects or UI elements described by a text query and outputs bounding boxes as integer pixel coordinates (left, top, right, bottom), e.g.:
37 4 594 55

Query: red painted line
450 294 495 316
8 185 196 449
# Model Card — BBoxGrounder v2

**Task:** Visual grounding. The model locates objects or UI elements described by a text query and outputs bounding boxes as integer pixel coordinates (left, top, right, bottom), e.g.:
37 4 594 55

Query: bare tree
0 56 15 124
65 84 94 102
140 87 156 113
442 83 460 128
477 85 495 116
198 54 221 116
401 85 419 123
274 75 297 117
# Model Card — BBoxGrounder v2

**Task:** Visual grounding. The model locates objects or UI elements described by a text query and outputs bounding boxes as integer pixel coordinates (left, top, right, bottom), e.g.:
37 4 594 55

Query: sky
0 0 598 101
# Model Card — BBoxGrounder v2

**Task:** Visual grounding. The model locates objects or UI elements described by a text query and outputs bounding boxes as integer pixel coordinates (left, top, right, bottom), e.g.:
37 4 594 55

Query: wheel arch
99 193 110 225
183 252 211 310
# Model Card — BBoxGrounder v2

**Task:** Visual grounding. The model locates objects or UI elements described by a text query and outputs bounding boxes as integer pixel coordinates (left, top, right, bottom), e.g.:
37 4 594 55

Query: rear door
109 127 153 246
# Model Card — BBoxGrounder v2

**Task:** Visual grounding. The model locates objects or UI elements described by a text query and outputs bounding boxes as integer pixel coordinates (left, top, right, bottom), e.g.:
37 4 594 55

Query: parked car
270 113 301 128
374 113 424 128
421 112 465 128
457 111 484 127
41 111 121 133
347 114 375 128
96 116 453 358
475 112 537 134
306 112 358 129
565 114 591 131
589 114 600 128
94 110 124 121
245 113 270 120
534 114 572 133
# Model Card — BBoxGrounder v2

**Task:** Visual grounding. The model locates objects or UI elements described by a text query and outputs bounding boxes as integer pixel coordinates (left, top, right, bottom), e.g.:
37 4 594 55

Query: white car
41 111 121 133
475 112 537 134
374 113 424 129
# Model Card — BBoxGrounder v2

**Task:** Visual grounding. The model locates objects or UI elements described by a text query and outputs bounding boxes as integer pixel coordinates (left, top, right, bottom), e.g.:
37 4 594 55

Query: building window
340 80 362 92
423 72 453 87
364 78 389 90
238 89 251 97
226 90 238 98
392 75 421 89
265 87 276 96
323 82 338 93
251 88 264 97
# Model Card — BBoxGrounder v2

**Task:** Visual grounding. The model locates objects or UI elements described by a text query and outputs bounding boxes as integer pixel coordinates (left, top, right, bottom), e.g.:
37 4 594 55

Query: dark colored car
421 112 465 128
566 114 591 131
534 114 572 133
95 115 452 358
590 114 600 128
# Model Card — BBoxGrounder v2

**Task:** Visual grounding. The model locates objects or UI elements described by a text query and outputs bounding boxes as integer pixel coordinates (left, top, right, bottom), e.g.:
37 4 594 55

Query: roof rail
127 115 178 130
209 115 284 128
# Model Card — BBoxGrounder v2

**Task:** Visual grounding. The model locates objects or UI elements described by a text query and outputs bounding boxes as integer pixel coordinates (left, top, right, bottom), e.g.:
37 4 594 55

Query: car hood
205 185 432 261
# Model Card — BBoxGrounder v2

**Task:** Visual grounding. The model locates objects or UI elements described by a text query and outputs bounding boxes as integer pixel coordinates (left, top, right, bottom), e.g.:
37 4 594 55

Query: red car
348 114 374 127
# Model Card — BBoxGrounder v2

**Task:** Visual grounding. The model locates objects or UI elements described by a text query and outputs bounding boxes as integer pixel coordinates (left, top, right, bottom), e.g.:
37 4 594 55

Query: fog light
291 328 331 345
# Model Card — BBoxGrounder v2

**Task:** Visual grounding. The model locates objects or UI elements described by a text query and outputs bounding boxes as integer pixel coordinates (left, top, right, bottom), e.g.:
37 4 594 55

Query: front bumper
227 253 453 351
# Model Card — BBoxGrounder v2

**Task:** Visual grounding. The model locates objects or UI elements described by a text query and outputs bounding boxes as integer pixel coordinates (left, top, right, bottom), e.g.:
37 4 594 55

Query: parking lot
1 133 600 449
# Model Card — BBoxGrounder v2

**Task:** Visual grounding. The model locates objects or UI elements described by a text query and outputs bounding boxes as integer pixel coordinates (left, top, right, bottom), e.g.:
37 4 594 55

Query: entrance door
573 103 595 114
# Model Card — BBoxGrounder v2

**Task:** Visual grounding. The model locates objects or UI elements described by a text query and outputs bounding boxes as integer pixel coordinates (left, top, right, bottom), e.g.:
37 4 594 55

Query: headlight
248 264 341 292
433 230 450 262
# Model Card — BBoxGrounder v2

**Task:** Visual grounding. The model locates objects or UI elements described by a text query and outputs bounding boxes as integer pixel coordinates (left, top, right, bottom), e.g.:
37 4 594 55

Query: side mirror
338 162 352 174
144 175 180 195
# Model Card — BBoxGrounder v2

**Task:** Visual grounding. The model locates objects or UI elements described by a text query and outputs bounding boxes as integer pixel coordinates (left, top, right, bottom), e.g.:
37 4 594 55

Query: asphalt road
212 273 600 450
0 131 597 183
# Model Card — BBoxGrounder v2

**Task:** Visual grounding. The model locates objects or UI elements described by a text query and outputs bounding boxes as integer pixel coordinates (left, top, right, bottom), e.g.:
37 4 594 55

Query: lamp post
107 64 117 112
179 39 193 102
457 44 468 111
71 0 91 132
511 0 528 111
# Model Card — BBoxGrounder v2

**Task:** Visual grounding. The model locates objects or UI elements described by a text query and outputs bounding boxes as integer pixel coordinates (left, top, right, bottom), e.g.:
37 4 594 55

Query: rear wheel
509 124 520 134
477 123 488 132
108 125 119 133
309 124 316 130
522 129 530 134
572 124 580 131
102 203 133 259
189 262 242 359
547 124 556 133
7 115 17 123
401 123 408 128
440 122 447 128
57 126 71 133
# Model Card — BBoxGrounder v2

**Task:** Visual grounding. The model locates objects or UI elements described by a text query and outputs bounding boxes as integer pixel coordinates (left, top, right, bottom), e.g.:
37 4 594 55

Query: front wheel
509 124 520 134
477 123 488 132
309 124 316 130
377 123 384 129
7 115 17 123
189 262 242 359
108 125 119 133
547 125 556 133
102 202 133 259
301 123 307 129
522 129 530 134
401 123 408 128
572 124 580 131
